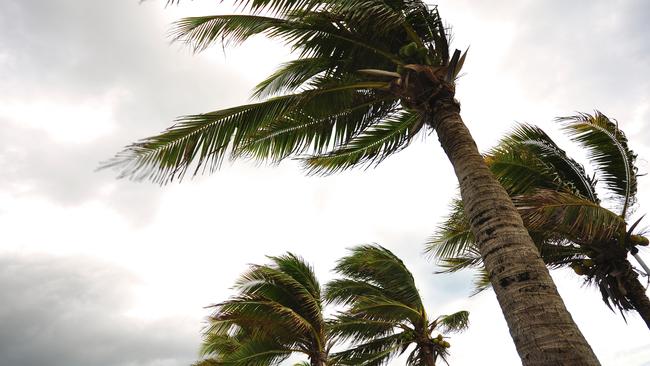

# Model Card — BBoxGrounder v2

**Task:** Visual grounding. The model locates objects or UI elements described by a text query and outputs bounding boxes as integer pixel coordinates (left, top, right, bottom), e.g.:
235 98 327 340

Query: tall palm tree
428 112 650 328
195 253 332 366
326 245 469 366
105 1 598 362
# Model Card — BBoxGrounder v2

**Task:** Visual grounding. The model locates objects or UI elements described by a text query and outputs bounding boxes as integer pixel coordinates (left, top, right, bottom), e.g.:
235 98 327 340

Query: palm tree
105 1 599 362
326 245 469 366
195 253 332 366
428 112 650 328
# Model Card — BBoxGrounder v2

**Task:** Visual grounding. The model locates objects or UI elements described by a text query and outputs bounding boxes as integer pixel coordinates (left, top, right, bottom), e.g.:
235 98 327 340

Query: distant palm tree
195 253 332 365
429 112 650 328
106 0 599 362
326 245 469 365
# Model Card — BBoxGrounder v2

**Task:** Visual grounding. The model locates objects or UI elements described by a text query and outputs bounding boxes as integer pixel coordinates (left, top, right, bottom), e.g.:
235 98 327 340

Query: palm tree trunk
622 263 650 329
429 97 600 365
420 344 436 366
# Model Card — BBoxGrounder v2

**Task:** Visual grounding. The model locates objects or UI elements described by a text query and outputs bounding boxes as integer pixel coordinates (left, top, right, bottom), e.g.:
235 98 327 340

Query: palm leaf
436 310 469 333
304 110 421 175
557 111 638 217
425 198 473 259
515 189 626 243
103 81 389 183
489 123 598 201
331 332 413 366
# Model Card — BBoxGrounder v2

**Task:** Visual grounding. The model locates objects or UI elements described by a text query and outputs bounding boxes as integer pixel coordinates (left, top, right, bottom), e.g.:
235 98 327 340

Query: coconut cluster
432 334 450 348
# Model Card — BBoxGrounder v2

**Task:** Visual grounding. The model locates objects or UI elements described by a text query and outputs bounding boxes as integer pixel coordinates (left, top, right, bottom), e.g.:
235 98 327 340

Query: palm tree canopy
103 0 468 183
326 245 469 365
428 112 648 313
197 253 329 365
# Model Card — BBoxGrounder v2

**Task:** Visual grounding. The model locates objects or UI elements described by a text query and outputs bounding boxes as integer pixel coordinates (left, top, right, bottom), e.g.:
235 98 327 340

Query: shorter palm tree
428 113 650 328
195 253 332 366
326 245 469 366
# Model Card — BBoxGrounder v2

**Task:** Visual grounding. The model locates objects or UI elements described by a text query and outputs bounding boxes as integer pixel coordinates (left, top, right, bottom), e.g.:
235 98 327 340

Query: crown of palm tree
326 245 469 365
196 253 331 365
428 112 649 319
103 0 467 183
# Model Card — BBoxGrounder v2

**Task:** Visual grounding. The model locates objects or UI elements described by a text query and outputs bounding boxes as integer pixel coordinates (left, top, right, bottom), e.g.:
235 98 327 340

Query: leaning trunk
622 262 650 329
429 97 599 365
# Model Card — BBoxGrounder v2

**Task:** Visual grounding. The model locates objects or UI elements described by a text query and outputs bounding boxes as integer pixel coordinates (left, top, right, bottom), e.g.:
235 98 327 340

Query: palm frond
515 189 626 243
425 198 474 259
557 111 638 217
332 245 423 308
102 81 389 183
238 96 398 163
220 338 293 366
331 332 413 366
436 310 469 333
490 123 598 201
199 253 327 365
304 110 421 175
252 57 343 98
328 314 397 343
325 279 387 306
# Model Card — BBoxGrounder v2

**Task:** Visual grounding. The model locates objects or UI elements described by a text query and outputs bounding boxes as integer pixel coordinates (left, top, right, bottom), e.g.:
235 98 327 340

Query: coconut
630 235 649 246
571 265 585 275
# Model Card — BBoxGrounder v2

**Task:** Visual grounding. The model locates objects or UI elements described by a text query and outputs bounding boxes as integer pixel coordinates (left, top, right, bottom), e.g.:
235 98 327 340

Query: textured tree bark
429 97 600 365
622 267 650 329
420 343 436 366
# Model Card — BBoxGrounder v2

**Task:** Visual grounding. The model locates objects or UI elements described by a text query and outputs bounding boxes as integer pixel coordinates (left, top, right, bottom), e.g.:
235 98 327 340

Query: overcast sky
0 0 649 365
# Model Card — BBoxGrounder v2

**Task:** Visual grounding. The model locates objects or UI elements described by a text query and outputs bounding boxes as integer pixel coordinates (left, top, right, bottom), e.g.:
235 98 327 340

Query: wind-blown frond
327 244 468 365
436 310 469 333
557 111 638 217
490 123 598 201
331 332 413 366
330 245 423 308
304 110 422 175
199 253 328 366
103 81 389 183
252 57 343 98
515 189 626 243
425 198 473 259
328 314 397 343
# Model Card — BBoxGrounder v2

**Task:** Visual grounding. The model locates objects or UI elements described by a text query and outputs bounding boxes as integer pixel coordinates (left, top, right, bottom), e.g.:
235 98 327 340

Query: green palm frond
330 244 423 308
328 315 397 343
436 310 469 333
220 338 294 366
328 244 467 365
325 279 387 306
252 57 343 98
170 15 288 51
557 111 638 217
489 123 598 201
103 81 390 183
331 332 413 366
515 189 626 243
199 253 327 366
238 96 398 163
425 198 473 259
192 359 223 366
305 110 422 175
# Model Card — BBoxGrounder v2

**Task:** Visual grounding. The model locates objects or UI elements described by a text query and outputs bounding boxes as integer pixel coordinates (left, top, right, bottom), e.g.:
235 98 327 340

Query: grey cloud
0 0 252 222
0 253 199 366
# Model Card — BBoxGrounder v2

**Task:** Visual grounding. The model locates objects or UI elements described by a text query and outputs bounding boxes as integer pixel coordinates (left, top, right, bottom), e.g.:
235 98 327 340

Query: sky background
0 0 649 365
